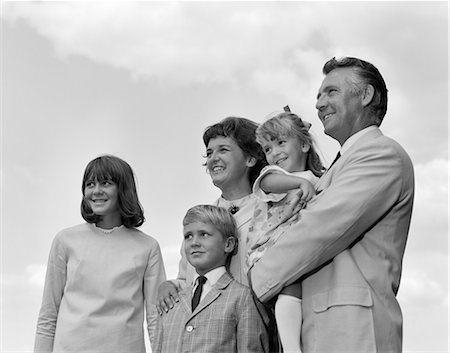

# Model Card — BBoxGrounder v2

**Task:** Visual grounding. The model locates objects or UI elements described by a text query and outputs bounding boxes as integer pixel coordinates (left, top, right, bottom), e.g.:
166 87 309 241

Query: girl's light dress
34 223 166 353
246 165 319 271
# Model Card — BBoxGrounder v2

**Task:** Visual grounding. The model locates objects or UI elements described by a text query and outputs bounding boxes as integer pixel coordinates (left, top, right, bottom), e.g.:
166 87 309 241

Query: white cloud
1 264 47 289
407 158 448 253
3 2 446 154
26 264 47 289
160 245 182 280
399 253 448 308
9 2 444 90
3 2 326 87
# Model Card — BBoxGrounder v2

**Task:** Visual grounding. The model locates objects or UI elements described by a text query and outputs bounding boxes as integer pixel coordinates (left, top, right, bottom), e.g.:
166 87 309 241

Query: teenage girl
246 111 325 353
34 155 166 353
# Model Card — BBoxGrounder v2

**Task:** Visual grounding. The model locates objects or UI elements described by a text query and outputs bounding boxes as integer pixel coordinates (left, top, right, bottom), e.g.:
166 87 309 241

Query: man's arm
250 139 411 302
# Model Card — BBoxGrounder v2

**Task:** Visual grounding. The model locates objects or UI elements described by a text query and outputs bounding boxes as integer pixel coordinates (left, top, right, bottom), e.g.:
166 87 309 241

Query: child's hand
156 281 180 315
297 179 315 202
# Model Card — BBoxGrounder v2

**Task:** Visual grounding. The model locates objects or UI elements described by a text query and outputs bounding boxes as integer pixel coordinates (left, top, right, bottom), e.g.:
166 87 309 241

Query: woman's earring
246 157 257 167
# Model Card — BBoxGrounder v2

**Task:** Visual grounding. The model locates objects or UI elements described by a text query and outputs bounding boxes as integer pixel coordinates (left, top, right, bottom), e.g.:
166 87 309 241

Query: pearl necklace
94 224 124 234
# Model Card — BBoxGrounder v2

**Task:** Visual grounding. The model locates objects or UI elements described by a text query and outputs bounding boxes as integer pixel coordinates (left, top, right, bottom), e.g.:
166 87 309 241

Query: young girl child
34 155 166 353
246 110 325 353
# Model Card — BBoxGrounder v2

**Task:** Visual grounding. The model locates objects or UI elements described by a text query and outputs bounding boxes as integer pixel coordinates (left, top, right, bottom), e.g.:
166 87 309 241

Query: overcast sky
1 1 448 352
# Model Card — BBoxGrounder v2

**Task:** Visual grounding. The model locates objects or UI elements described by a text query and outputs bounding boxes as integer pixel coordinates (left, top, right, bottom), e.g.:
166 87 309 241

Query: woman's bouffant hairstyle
183 204 239 257
323 56 388 125
202 117 267 186
256 112 325 177
81 155 145 228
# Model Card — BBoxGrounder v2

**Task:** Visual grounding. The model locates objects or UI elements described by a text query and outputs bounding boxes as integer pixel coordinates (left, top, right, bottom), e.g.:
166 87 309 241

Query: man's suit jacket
250 128 414 353
153 271 268 353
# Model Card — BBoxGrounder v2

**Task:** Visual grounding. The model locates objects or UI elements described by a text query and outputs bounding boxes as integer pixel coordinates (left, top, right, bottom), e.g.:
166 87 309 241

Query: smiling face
316 67 366 145
183 221 235 275
260 135 308 173
205 136 254 194
83 178 121 227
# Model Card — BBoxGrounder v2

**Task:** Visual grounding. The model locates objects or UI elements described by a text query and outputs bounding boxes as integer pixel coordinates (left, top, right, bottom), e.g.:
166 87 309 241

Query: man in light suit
249 57 414 352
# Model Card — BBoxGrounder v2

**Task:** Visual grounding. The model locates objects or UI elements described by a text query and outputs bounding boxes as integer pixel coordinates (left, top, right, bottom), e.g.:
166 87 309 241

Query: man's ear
246 156 257 167
224 236 237 254
362 84 375 107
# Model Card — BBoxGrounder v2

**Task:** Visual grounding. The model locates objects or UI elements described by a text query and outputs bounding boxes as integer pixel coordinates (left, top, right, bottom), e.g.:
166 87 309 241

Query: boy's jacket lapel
187 272 234 317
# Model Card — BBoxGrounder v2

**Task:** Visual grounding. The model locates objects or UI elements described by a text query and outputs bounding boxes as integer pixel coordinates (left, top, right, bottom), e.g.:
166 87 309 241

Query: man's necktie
192 276 207 311
328 151 341 169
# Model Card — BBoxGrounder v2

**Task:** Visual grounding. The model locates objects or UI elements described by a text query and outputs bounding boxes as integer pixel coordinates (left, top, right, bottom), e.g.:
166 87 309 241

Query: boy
153 205 269 353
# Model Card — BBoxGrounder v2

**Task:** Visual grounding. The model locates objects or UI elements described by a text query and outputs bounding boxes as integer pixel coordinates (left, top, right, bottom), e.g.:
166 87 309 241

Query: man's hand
156 281 180 315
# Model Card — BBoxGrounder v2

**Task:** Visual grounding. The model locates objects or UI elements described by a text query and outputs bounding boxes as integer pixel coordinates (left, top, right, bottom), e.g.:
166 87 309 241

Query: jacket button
186 325 194 332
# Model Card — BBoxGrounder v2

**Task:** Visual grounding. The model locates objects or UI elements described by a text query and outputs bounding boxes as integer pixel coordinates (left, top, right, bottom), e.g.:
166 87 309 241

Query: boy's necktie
192 276 207 311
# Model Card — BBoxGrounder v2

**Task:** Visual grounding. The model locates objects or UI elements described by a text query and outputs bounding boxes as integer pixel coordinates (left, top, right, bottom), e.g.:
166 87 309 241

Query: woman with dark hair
35 155 166 353
156 116 267 311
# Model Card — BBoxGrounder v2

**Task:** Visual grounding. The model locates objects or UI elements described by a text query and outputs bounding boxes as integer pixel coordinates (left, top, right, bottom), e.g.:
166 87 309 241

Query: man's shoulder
353 128 411 159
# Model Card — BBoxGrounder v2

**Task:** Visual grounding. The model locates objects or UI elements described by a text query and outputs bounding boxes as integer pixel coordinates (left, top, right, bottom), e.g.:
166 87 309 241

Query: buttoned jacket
153 271 268 353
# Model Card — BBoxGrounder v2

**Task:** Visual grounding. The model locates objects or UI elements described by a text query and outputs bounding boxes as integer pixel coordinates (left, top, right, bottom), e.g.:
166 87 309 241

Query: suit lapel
316 128 383 193
179 289 195 317
191 272 233 316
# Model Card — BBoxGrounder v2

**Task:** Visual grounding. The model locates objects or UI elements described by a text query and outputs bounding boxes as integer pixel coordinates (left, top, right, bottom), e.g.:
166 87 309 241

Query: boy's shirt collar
193 266 226 287
192 266 227 303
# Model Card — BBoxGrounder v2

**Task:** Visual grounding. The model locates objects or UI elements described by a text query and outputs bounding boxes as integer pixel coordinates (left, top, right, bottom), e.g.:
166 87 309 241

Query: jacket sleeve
151 314 163 353
236 289 270 353
145 240 167 346
250 138 413 302
34 233 67 353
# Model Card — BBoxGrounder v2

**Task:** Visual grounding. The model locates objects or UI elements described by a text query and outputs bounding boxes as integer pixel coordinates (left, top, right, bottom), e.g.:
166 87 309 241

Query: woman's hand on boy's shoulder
156 280 180 315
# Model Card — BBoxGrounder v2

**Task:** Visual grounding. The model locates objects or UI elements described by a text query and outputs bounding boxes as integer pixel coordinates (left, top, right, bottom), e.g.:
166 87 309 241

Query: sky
0 1 448 352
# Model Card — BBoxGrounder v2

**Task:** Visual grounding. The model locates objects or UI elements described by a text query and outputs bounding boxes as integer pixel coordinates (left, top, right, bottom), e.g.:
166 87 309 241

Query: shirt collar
340 125 378 155
194 266 226 286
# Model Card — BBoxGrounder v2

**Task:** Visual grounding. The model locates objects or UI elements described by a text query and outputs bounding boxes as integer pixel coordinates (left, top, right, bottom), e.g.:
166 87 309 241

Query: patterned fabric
246 165 318 271
153 272 269 353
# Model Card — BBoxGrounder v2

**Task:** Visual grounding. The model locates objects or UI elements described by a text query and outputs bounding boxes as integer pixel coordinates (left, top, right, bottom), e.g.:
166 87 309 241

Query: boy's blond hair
183 205 238 256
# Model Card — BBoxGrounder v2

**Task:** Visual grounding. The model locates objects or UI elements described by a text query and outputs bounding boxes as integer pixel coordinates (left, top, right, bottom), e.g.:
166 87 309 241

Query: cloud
399 252 448 308
2 2 328 87
407 158 448 254
398 157 448 314
1 264 47 289
160 245 182 280
3 2 446 160
8 2 445 91
26 264 47 289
